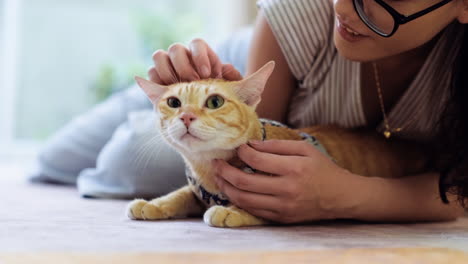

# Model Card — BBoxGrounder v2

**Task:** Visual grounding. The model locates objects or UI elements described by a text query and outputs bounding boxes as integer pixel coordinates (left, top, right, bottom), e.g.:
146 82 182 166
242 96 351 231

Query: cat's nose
180 113 197 128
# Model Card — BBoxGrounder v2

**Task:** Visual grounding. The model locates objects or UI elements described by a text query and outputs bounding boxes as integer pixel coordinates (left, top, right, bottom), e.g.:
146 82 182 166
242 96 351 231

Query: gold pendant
384 130 391 139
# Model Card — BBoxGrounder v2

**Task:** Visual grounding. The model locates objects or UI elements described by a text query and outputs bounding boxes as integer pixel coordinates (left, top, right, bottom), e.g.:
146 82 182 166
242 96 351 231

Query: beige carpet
2 161 468 262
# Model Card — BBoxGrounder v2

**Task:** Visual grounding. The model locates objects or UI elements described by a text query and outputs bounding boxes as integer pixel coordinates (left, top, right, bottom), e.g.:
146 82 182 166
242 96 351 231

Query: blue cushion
29 86 152 185
28 27 253 199
77 111 187 199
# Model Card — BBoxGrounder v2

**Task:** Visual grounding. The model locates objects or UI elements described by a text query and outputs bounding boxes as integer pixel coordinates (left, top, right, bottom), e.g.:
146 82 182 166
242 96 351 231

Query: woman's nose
334 0 358 24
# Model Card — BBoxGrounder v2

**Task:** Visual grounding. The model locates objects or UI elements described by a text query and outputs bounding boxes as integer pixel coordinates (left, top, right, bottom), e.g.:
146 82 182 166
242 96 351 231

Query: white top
257 0 464 141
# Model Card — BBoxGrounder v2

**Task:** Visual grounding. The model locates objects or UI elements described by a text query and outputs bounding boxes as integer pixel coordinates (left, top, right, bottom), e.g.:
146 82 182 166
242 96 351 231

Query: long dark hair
436 23 468 206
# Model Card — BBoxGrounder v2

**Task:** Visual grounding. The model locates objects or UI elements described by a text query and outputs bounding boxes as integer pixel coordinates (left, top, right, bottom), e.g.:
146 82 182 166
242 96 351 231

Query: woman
148 0 468 223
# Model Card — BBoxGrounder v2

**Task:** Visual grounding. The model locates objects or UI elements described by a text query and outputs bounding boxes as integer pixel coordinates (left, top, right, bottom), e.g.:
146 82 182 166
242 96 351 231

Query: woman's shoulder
257 0 334 31
257 0 335 80
257 0 333 13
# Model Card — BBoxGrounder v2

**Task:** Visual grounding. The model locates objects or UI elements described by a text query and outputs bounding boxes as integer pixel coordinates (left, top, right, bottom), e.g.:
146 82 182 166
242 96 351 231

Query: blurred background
0 0 258 161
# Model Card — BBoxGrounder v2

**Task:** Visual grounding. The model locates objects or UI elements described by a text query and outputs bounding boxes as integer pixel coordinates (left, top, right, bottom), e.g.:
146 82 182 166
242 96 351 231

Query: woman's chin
333 30 378 62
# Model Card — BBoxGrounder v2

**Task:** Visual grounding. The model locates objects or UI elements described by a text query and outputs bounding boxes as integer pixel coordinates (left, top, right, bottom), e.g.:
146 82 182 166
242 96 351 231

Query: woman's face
333 0 462 61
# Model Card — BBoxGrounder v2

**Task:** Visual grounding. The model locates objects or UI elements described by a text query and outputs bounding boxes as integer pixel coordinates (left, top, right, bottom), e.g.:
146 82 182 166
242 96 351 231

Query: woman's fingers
206 46 223 78
248 139 318 157
242 208 294 223
214 159 285 195
237 144 296 175
242 208 280 222
221 64 243 81
189 38 222 79
147 66 162 84
214 173 281 212
149 38 242 85
168 43 200 82
152 49 178 85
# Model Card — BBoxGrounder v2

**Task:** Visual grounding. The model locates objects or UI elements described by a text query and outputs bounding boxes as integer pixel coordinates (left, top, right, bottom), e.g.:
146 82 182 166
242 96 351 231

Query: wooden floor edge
1 247 467 264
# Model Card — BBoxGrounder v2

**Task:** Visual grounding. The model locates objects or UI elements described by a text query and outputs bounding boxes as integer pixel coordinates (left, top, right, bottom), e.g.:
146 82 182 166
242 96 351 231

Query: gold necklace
372 62 418 139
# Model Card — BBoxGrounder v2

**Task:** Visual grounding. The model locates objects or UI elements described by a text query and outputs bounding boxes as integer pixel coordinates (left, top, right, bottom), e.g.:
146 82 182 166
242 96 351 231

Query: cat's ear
233 61 275 107
134 76 168 104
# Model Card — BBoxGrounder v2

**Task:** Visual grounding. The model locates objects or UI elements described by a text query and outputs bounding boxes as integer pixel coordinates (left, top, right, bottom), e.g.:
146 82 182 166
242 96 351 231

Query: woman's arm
340 171 465 222
214 140 465 223
246 11 297 123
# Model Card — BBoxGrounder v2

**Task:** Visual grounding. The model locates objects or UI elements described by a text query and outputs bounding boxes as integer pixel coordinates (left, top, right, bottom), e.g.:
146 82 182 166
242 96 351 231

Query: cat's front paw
126 199 167 220
140 202 166 220
126 199 148 220
204 205 264 228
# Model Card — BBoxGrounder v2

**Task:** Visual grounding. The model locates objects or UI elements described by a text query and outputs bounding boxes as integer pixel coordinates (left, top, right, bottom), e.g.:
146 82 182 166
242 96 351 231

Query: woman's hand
148 38 242 85
213 139 358 224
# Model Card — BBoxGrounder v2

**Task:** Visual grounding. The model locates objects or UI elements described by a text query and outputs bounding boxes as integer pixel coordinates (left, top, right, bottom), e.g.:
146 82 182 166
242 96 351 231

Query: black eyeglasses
353 0 454 37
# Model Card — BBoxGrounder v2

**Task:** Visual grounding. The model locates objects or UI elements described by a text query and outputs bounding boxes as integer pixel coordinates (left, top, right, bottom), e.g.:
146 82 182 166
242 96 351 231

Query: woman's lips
336 19 369 42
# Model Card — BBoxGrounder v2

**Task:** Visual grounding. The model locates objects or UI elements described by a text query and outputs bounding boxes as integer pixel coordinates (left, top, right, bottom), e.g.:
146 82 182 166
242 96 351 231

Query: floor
2 161 468 255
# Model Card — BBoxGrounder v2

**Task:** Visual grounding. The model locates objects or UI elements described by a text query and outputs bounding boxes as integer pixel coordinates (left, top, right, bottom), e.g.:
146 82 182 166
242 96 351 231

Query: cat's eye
205 95 224 109
167 97 181 108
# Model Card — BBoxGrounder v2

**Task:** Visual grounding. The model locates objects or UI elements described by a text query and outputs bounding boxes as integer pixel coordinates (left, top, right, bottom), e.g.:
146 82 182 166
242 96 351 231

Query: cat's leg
204 205 268 228
126 185 204 220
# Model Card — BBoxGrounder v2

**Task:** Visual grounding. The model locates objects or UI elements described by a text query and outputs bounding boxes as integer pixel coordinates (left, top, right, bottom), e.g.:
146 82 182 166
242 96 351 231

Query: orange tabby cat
126 61 428 227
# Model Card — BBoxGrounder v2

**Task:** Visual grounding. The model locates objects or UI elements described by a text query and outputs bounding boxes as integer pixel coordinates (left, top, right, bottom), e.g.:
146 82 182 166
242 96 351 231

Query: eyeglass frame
353 0 454 37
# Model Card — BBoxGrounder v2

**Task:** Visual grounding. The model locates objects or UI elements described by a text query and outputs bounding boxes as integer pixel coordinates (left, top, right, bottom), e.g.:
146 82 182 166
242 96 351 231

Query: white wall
0 0 21 148
0 1 4 109
15 0 145 139
7 0 254 141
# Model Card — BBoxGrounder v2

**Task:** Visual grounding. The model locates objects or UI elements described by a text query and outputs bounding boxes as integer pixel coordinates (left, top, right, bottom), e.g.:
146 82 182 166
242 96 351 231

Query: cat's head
135 61 275 153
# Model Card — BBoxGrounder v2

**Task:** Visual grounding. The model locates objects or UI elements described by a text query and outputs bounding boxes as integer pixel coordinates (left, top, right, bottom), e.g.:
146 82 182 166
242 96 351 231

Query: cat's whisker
139 134 171 170
141 136 166 171
193 126 217 136
160 126 182 139
132 134 162 170
160 127 186 147
130 133 156 164
134 144 153 171
197 125 217 132
151 138 167 160
131 130 171 170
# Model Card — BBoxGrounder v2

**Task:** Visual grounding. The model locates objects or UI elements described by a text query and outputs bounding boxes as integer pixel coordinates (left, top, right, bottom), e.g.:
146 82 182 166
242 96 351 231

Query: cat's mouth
180 131 203 141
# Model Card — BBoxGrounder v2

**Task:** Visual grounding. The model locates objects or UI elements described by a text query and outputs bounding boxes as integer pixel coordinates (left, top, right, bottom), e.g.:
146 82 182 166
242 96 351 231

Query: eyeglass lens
354 0 395 35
